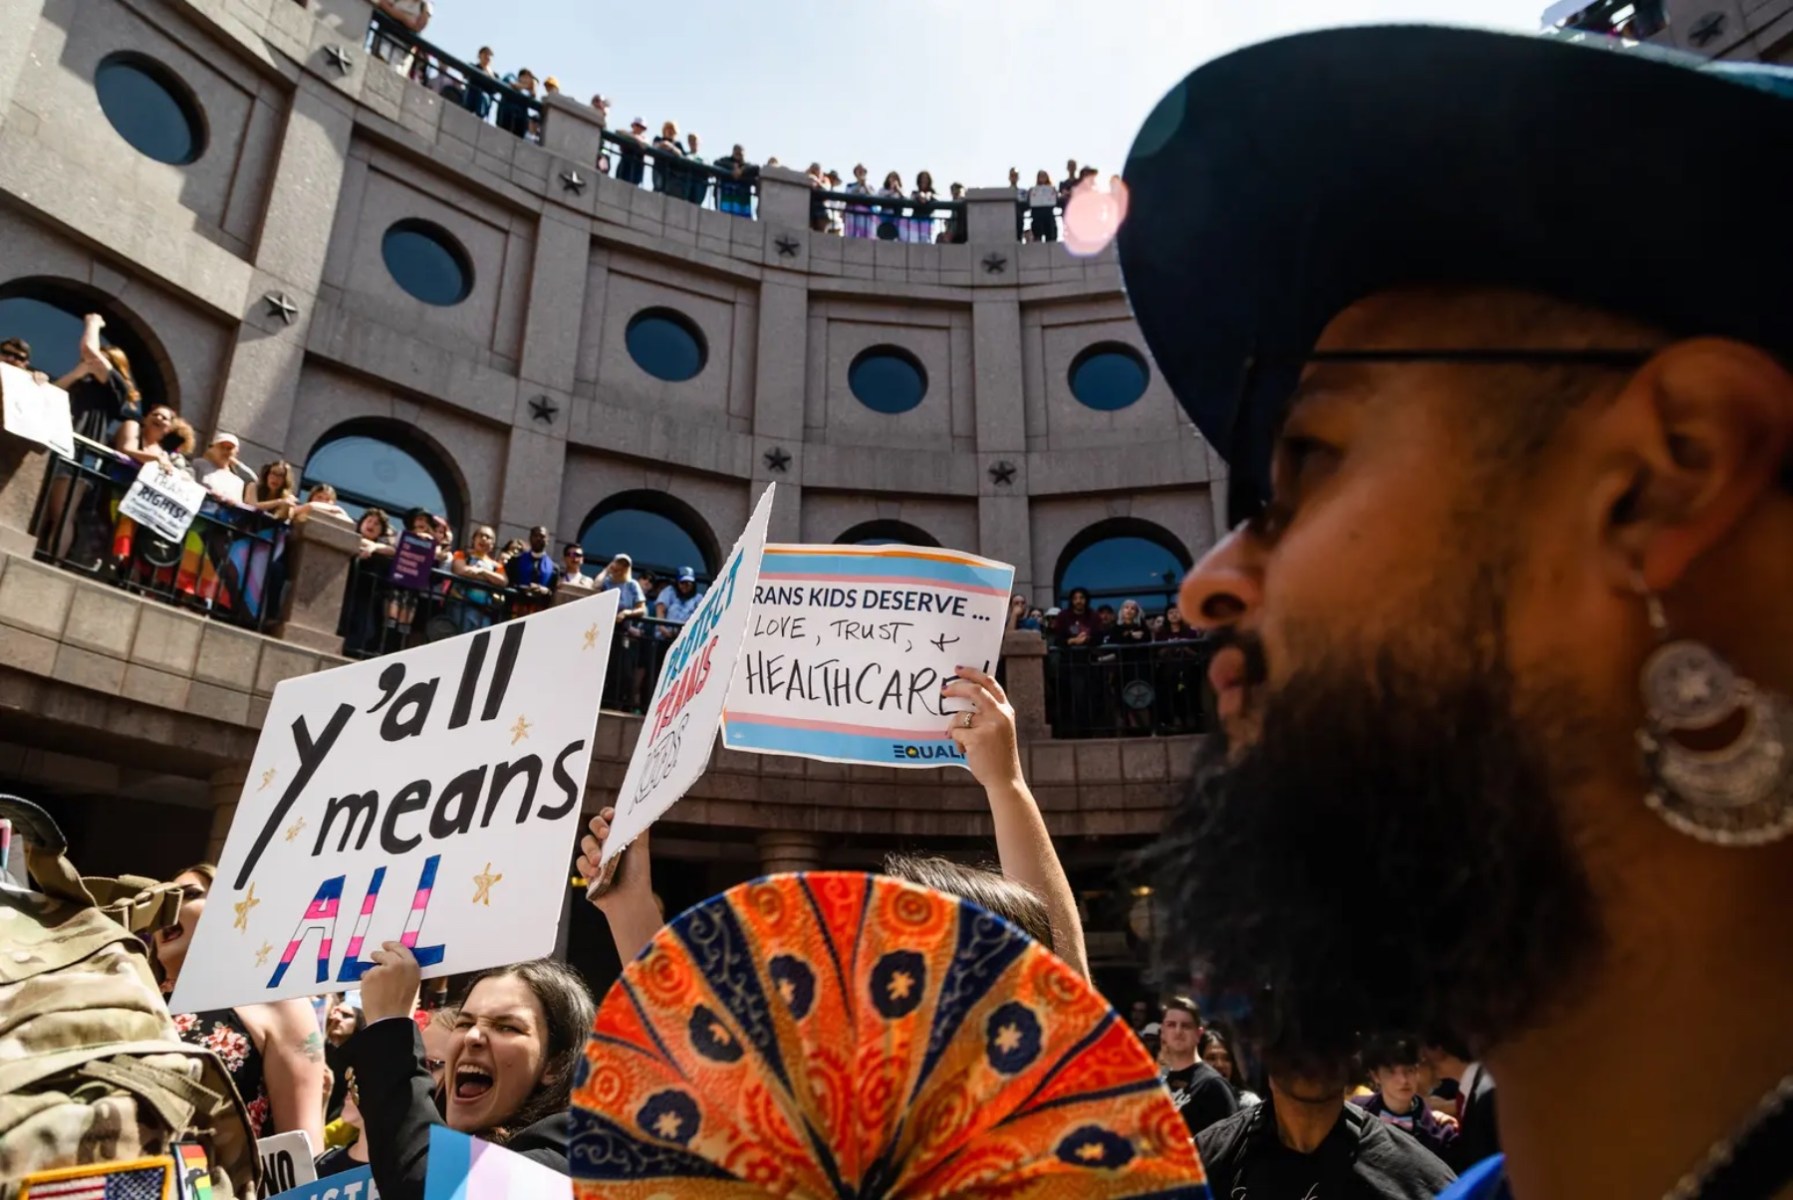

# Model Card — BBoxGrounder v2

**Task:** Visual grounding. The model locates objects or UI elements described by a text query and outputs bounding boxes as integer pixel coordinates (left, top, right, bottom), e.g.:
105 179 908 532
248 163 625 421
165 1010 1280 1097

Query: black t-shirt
1162 1059 1239 1138
67 372 135 445
1197 1100 1457 1200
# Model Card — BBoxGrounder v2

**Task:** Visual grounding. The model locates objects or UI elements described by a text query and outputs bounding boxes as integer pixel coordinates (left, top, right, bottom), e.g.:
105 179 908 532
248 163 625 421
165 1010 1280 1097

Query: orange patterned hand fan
569 871 1209 1198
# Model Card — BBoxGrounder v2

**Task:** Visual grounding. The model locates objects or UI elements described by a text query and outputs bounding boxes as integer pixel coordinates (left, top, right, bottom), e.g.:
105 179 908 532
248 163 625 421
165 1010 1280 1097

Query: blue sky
425 0 1548 191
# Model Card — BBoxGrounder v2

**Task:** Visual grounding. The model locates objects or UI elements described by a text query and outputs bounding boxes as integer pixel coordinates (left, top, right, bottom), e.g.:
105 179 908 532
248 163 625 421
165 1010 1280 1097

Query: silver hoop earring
1635 584 1793 846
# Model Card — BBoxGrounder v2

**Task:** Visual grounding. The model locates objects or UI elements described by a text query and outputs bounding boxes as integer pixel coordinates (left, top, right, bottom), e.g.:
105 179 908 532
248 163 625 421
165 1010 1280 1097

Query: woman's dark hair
1362 1032 1424 1073
360 507 392 538
1068 587 1091 605
404 506 433 531
916 170 934 193
882 854 1052 947
1197 1028 1233 1079
260 460 296 501
451 958 595 1144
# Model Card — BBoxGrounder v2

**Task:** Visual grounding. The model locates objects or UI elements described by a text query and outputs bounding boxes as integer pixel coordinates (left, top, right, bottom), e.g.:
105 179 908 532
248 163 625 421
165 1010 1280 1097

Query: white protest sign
118 460 209 542
169 590 620 1013
598 483 774 870
256 1132 318 1200
0 363 75 459
721 544 1015 768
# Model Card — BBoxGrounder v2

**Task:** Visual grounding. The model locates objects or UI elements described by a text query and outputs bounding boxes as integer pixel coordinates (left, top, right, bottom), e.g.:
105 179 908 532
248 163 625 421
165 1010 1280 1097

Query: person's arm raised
943 666 1090 979
578 807 661 963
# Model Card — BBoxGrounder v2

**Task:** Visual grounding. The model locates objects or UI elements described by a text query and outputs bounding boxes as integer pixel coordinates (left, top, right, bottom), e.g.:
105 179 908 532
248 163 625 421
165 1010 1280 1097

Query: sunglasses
0 351 27 365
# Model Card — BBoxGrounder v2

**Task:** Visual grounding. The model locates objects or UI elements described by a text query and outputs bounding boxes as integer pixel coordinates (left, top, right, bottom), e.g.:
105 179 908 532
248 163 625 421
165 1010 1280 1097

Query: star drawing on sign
472 863 503 906
886 970 915 1001
232 883 260 932
259 767 277 791
263 292 299 326
994 1023 1023 1053
511 714 531 744
989 460 1017 486
774 234 800 258
284 816 308 843
931 633 960 653
528 395 559 424
653 1111 684 1139
764 447 791 473
559 169 586 194
254 941 273 968
582 624 599 651
981 253 1008 275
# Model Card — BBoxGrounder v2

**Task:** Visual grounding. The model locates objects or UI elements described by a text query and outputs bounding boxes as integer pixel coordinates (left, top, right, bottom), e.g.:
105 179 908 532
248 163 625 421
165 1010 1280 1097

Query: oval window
381 220 474 306
625 309 707 382
1069 343 1150 412
95 54 205 166
848 347 928 415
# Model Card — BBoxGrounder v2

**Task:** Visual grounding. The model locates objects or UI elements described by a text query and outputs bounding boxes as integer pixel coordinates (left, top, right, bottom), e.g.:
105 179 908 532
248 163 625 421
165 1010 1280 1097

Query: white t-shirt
193 459 245 504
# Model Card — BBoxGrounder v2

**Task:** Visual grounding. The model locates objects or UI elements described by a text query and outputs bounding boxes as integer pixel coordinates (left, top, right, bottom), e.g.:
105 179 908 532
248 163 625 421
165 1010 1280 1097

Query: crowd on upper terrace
365 0 1109 244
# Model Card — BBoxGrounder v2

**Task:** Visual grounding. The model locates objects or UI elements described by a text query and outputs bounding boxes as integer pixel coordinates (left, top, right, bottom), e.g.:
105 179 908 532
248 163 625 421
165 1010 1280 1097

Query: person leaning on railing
245 459 298 518
447 525 509 635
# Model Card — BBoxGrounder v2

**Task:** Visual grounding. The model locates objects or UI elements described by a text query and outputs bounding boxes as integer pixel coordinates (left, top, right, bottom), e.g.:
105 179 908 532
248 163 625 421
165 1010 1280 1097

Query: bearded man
1119 26 1793 1200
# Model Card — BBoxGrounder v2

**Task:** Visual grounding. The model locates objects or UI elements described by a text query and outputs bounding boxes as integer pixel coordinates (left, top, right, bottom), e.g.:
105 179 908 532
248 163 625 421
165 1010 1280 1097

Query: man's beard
1154 627 1604 1060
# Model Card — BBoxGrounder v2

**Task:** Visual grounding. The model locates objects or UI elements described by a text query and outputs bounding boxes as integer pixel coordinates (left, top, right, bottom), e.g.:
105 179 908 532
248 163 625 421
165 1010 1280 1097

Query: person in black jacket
1423 1036 1501 1174
1197 1049 1456 1200
348 945 596 1200
1158 996 1238 1138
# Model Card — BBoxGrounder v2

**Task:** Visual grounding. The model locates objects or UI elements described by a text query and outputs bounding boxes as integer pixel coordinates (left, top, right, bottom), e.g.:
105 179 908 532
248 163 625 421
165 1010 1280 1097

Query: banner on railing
118 460 209 543
168 590 620 1013
389 531 439 590
721 544 1014 768
0 363 75 459
598 483 775 872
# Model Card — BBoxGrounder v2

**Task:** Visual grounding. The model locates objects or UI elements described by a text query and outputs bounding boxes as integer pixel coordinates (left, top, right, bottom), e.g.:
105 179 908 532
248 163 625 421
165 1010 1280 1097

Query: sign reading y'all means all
169 591 619 1013
596 483 775 873
722 544 1015 768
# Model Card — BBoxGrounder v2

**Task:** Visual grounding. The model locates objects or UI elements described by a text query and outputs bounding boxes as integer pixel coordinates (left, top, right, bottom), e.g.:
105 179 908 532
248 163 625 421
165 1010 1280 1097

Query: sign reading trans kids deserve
169 591 619 1013
598 484 775 871
721 545 1014 767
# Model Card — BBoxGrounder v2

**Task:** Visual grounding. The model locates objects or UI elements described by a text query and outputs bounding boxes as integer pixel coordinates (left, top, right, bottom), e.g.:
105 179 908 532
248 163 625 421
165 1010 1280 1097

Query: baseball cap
544 76 559 88
612 552 632 564
630 116 647 128
676 566 696 582
211 431 240 449
1118 27 1793 517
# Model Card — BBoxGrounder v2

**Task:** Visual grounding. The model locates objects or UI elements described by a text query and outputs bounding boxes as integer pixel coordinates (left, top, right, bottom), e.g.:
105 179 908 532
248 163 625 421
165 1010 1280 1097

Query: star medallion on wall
323 44 354 74
764 447 791 473
981 253 1008 275
263 292 299 326
774 235 800 258
559 169 586 194
988 460 1017 486
1689 11 1726 46
528 395 558 424
232 883 260 932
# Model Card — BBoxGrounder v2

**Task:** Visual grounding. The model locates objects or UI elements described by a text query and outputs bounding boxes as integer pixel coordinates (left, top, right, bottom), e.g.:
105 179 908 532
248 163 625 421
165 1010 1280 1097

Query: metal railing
598 132 760 216
810 188 965 243
30 438 290 633
364 11 543 135
1043 638 1213 740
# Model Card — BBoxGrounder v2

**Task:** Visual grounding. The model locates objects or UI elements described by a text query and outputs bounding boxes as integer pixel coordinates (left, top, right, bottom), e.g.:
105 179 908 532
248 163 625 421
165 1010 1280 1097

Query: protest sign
256 1132 317 1200
389 532 439 590
168 590 620 1013
118 460 209 542
721 544 1014 767
0 363 75 459
267 1166 376 1200
598 483 774 870
424 1127 569 1200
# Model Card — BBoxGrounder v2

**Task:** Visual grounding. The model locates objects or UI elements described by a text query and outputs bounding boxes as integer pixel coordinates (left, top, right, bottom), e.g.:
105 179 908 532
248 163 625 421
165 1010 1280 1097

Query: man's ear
1593 338 1793 593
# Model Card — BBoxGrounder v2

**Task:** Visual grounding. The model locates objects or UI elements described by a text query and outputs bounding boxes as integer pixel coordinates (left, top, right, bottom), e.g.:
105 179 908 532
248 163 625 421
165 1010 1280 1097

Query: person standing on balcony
943 182 967 244
714 144 755 218
1058 159 1080 213
684 132 708 207
908 171 938 243
597 554 649 711
1028 170 1059 242
1010 167 1025 242
559 543 591 590
651 122 687 198
495 68 536 139
458 46 497 119
448 525 508 634
192 431 253 504
615 118 649 186
372 0 431 74
841 163 874 237
506 524 559 616
653 565 703 627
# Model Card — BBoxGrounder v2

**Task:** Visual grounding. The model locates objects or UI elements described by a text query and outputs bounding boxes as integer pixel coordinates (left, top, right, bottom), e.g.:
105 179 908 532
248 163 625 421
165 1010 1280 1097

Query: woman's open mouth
453 1066 493 1102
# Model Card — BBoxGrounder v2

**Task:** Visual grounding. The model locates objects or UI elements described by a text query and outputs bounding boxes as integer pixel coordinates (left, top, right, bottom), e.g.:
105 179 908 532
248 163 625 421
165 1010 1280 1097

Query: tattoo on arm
301 1031 324 1063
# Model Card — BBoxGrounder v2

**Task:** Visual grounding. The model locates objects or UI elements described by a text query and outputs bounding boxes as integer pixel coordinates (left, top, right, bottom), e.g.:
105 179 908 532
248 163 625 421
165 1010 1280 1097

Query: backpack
0 795 259 1200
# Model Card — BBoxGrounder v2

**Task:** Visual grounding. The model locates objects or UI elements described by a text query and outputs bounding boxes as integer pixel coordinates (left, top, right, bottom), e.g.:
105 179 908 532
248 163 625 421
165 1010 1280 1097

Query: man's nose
1178 526 1264 632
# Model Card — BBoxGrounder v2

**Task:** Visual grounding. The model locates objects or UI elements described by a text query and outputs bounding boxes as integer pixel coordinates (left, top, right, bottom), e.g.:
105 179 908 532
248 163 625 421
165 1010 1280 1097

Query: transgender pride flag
424 1128 568 1200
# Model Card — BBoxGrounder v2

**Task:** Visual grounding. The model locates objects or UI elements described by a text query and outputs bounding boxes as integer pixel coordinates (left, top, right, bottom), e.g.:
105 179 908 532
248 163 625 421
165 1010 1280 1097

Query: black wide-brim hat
1118 25 1793 515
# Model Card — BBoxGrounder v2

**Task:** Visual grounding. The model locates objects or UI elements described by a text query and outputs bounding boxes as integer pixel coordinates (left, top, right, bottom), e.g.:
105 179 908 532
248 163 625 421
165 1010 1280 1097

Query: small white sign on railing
0 363 75 459
117 460 209 542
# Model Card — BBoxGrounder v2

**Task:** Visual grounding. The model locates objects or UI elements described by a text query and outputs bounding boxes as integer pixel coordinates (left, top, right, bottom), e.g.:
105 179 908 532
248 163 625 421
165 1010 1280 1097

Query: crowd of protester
362 1 1092 244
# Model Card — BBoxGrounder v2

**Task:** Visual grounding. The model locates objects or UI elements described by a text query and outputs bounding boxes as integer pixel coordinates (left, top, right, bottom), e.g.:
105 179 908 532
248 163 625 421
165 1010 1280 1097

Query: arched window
577 490 719 581
1054 518 1191 614
835 519 940 548
300 421 463 530
0 279 175 415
